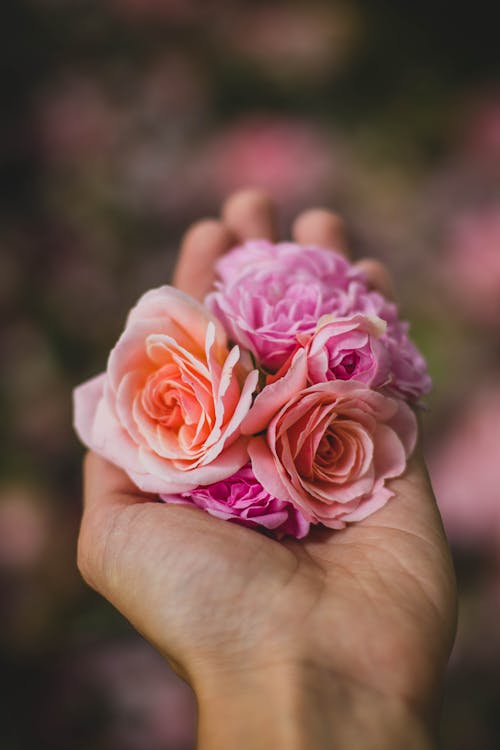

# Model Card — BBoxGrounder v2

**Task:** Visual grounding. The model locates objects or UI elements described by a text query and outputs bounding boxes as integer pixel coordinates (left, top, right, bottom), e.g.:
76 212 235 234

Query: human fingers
355 258 396 300
77 452 150 588
291 210 397 301
292 208 349 255
173 219 235 300
366 448 446 536
82 451 149 513
222 188 278 242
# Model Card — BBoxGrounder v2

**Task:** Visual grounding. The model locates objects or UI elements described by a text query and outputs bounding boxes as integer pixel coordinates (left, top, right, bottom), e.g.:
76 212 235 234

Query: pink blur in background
1 2 500 748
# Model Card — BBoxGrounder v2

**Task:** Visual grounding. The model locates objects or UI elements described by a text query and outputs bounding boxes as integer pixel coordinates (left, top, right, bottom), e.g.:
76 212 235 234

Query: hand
77 189 457 749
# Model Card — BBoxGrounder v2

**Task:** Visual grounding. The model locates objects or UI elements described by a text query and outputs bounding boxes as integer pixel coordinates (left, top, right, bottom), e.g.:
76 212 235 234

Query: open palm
78 190 456 732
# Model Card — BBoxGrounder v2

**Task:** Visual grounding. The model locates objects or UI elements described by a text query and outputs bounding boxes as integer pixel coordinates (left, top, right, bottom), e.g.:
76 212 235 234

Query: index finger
173 219 235 300
82 451 150 513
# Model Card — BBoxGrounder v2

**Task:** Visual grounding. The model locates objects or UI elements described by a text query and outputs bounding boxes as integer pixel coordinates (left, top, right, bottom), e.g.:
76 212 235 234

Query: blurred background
1 1 499 747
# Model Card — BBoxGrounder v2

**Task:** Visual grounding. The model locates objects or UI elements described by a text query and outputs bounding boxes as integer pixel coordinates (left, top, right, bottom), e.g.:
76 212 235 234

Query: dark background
1 1 500 748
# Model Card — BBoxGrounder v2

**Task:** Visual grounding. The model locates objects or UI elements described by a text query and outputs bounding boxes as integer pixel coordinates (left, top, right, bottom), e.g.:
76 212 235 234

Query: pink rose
303 313 389 386
212 238 363 292
329 282 432 402
207 241 432 401
160 464 310 539
248 381 417 529
383 330 431 402
73 286 259 494
206 241 365 371
241 314 390 436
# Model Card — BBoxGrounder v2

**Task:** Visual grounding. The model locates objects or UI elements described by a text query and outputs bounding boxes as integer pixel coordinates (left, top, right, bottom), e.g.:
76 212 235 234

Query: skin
77 189 457 749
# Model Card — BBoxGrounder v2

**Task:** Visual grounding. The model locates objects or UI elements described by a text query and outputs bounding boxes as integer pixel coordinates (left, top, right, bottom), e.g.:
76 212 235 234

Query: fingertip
355 258 396 300
292 209 348 255
174 219 235 299
83 451 146 512
181 218 234 249
222 187 278 241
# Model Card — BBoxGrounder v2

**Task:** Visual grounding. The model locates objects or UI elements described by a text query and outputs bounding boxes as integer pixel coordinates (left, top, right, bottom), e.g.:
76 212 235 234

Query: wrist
195 659 436 750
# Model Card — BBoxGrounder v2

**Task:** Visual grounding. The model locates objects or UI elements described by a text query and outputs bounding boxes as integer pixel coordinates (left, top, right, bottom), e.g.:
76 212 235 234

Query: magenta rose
248 380 417 529
207 241 431 401
346 286 432 401
241 314 390 437
206 241 365 372
73 286 258 494
303 313 390 386
160 464 310 539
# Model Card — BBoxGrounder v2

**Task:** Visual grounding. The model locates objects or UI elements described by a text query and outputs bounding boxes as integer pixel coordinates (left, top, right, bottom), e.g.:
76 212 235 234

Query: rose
383 330 431 402
207 240 432 400
302 312 389 386
160 464 310 539
344 285 432 401
73 286 259 494
241 313 389 436
206 241 366 372
212 238 355 285
248 380 417 529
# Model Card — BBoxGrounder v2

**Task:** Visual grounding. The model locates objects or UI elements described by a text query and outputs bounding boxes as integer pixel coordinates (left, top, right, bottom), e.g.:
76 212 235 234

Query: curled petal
73 284 259 496
242 349 307 435
251 381 416 528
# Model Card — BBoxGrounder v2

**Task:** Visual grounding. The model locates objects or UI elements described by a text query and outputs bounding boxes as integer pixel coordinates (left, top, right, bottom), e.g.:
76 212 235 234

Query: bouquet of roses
73 240 431 540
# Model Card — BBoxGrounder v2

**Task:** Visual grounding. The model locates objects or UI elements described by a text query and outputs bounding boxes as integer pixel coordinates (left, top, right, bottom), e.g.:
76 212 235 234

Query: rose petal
248 436 295 506
242 349 308 435
73 373 106 447
135 437 251 494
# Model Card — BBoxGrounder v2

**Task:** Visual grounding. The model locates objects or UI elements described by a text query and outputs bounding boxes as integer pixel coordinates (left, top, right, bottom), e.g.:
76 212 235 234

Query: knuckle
292 208 344 234
296 207 328 220
183 218 223 244
224 187 272 212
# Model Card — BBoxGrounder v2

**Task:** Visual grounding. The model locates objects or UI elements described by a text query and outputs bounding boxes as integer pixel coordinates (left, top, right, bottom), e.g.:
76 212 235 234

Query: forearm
196 662 436 750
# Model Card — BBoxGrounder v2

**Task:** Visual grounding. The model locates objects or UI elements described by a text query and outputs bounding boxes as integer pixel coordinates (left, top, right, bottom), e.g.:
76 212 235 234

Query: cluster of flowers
74 241 430 539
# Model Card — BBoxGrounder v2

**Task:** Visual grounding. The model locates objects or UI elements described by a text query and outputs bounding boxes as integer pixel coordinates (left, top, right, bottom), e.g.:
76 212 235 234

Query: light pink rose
212 237 362 290
332 283 432 401
73 286 259 494
241 314 390 436
206 241 365 371
302 313 389 386
207 241 432 401
160 464 310 539
248 381 417 529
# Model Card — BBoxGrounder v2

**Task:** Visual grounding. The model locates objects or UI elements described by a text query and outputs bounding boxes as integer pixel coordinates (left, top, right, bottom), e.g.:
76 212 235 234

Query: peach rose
73 286 259 494
248 381 416 528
